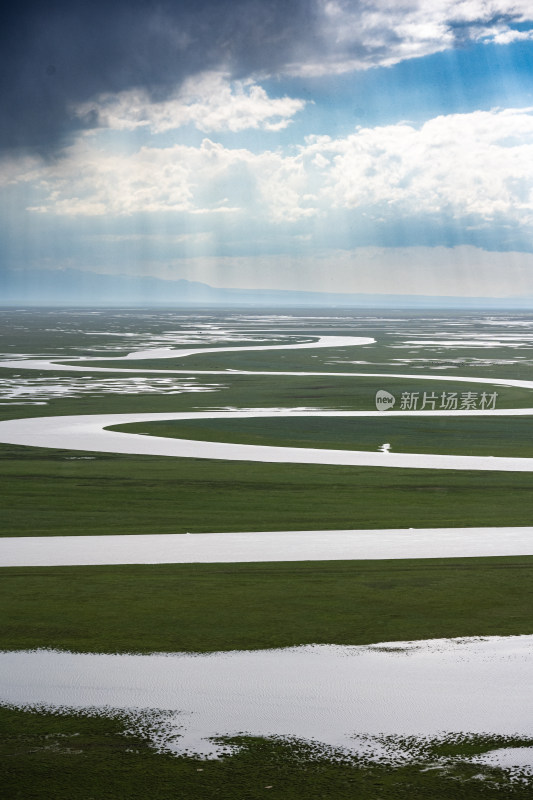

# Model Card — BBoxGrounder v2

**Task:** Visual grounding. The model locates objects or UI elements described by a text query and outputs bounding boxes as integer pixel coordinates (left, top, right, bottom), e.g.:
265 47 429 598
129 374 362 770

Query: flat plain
2 307 533 798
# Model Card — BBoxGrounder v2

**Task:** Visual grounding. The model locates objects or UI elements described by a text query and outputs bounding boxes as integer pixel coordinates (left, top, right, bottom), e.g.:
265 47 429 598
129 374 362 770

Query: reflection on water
1 637 532 763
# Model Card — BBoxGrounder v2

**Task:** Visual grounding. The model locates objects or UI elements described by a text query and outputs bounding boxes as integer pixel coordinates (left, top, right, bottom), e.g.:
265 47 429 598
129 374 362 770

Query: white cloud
7 106 533 232
302 107 533 224
25 142 194 216
290 0 533 75
74 72 306 134
17 136 315 222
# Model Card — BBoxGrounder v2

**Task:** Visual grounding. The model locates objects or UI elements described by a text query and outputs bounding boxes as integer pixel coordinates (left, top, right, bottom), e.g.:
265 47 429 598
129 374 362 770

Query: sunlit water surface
1 636 532 767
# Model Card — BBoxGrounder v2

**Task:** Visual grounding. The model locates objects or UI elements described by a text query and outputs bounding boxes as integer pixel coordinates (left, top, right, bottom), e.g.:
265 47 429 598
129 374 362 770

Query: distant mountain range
1 267 532 308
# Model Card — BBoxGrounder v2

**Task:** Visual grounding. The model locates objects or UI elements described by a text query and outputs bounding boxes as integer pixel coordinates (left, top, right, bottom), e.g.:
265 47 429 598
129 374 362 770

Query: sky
3 0 533 302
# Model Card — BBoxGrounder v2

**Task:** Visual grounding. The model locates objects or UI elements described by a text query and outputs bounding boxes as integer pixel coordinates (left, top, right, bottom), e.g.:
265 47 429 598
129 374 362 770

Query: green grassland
5 307 533 383
5 444 533 536
62 340 533 379
1 557 532 653
3 371 532 427
67 332 533 381
112 413 533 457
2 554 533 798
2 705 533 800
4 705 533 800
3 369 530 421
2 363 533 543
3 311 533 798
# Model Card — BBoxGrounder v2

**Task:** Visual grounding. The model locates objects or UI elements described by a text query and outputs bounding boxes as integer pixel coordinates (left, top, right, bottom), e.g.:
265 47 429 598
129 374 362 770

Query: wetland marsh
1 308 533 797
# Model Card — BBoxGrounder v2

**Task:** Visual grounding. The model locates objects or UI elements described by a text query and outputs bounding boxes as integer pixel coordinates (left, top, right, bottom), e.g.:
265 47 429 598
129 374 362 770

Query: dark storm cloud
1 1 531 156
0 0 318 155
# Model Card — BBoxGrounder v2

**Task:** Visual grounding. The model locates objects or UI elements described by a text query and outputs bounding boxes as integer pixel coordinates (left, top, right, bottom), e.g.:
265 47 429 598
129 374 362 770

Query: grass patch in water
1 704 532 799
112 414 533 458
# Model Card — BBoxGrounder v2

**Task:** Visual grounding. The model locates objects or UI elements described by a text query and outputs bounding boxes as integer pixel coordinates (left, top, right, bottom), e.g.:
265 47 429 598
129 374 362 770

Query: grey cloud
0 0 316 155
1 0 531 156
